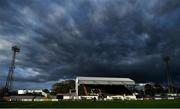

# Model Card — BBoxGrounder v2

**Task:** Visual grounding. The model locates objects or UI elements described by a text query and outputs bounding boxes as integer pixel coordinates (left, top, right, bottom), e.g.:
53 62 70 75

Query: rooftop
76 76 135 85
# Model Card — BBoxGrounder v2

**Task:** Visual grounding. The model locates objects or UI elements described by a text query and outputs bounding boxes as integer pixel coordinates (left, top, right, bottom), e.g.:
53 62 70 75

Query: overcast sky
0 0 180 89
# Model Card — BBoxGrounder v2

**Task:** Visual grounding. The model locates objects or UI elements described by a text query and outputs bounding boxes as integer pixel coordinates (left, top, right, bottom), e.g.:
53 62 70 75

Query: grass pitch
0 100 180 108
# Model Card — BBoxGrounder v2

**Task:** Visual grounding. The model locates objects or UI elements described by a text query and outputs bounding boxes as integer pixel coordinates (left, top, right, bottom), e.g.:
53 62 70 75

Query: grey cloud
0 0 180 89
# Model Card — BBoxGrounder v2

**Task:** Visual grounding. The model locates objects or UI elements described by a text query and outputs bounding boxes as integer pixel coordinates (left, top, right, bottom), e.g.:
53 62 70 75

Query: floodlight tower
4 46 20 94
163 56 174 94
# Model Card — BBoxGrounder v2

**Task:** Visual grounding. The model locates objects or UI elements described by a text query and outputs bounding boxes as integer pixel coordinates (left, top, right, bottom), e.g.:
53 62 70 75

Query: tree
52 80 75 94
144 84 155 96
154 84 163 94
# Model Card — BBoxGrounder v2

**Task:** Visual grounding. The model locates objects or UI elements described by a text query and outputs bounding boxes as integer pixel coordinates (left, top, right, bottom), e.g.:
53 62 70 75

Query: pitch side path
0 100 180 108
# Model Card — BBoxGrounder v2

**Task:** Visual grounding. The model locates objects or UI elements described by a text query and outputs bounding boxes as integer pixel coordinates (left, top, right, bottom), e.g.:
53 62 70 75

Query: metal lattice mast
163 56 174 94
5 46 20 93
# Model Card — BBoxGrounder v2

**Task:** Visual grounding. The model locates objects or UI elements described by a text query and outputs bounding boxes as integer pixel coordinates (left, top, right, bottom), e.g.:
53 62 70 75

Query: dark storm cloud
0 0 180 88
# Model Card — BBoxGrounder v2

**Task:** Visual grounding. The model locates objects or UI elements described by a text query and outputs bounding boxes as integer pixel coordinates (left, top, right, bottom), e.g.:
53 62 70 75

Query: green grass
0 100 180 108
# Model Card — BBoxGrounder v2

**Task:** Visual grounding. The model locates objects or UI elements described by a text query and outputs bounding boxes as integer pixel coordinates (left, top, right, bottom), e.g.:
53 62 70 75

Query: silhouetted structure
78 84 132 96
4 46 20 95
163 56 174 93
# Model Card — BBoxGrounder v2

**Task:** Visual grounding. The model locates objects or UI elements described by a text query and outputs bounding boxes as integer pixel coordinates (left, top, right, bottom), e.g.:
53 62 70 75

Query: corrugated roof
77 76 133 81
76 76 135 85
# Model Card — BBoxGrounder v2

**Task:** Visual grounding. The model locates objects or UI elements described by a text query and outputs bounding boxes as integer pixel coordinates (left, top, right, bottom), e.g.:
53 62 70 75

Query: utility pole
4 46 20 95
163 56 174 94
